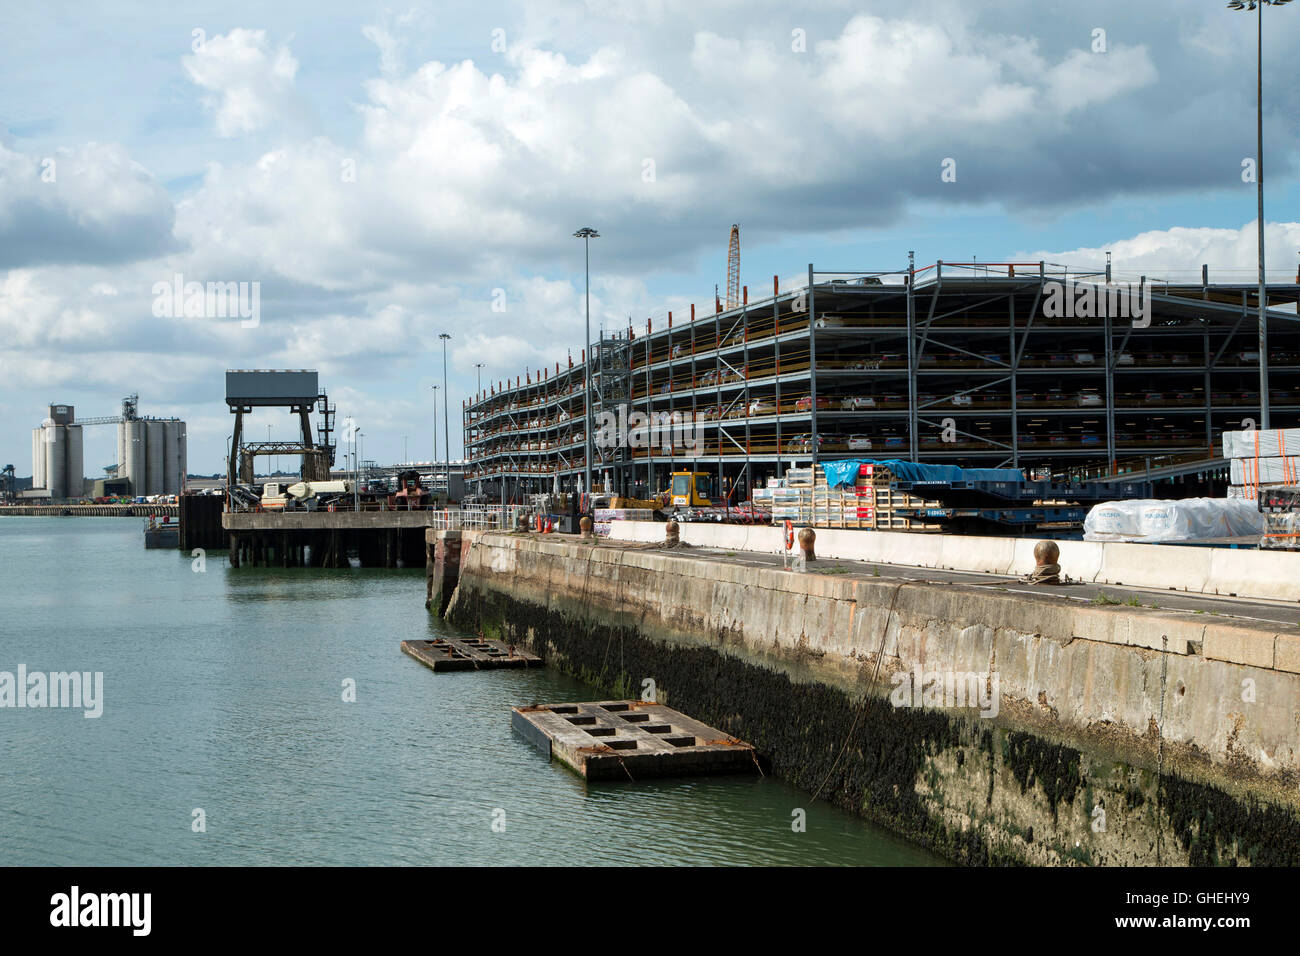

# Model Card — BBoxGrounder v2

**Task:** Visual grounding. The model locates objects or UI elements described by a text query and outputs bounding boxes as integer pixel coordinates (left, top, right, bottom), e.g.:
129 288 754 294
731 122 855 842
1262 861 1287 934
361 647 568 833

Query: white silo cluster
31 404 84 500
116 418 186 496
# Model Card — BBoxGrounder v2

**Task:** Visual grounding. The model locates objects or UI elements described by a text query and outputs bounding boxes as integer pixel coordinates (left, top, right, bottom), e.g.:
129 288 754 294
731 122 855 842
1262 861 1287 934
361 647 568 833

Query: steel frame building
463 260 1300 503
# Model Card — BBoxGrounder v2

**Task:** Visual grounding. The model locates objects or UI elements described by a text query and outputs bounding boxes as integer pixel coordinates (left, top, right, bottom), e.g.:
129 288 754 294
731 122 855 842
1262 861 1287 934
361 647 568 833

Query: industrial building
463 259 1300 502
30 396 187 500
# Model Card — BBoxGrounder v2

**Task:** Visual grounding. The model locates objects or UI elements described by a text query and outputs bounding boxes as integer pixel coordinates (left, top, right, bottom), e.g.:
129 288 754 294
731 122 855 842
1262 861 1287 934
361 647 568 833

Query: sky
1 0 1299 478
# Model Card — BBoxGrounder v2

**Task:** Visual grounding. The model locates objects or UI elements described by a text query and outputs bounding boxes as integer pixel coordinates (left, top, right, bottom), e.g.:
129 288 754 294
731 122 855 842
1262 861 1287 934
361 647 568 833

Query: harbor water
0 517 942 866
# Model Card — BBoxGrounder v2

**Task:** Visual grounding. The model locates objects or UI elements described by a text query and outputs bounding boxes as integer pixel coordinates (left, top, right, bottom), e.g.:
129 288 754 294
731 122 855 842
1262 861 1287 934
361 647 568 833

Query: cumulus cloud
183 28 307 137
1023 222 1300 283
0 143 178 268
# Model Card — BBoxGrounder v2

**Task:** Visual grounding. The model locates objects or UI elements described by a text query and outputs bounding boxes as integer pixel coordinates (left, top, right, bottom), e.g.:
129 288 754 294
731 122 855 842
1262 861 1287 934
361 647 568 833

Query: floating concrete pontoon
401 637 541 671
512 700 758 780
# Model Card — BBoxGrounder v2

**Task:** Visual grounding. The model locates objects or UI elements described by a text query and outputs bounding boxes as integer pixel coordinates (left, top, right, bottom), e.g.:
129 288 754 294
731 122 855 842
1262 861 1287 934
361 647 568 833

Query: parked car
1075 391 1103 407
795 395 832 411
785 433 824 453
747 399 777 416
846 434 874 451
840 395 878 410
950 394 973 407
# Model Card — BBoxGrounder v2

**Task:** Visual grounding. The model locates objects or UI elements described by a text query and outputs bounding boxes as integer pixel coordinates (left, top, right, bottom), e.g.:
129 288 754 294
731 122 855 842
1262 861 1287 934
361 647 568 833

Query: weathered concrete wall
425 529 478 615
446 532 1300 866
602 521 1300 602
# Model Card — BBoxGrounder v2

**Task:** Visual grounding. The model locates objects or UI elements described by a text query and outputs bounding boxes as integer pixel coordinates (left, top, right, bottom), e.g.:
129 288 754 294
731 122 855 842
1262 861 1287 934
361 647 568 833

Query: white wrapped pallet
1222 427 1300 460
1229 456 1300 485
1084 497 1264 542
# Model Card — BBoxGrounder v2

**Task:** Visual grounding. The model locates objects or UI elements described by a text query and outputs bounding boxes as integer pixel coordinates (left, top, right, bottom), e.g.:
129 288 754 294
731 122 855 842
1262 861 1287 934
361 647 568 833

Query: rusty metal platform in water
511 700 758 781
401 637 542 671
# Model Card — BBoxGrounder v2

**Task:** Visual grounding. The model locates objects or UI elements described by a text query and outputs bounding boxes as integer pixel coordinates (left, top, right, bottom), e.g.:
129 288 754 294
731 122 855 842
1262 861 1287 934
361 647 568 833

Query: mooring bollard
798 527 817 562
579 515 593 539
1024 540 1061 585
665 519 680 547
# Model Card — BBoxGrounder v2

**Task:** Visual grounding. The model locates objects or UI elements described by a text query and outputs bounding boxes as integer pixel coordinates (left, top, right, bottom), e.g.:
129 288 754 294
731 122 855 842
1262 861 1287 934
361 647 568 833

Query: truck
261 480 355 510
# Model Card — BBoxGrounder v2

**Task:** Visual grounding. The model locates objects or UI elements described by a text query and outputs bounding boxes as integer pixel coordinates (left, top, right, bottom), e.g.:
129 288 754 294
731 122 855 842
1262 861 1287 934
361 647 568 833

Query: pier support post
427 530 464 617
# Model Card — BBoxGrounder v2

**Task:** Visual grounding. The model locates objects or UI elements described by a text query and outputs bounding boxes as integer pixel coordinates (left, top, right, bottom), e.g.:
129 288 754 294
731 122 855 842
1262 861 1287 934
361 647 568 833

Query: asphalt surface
613 539 1300 632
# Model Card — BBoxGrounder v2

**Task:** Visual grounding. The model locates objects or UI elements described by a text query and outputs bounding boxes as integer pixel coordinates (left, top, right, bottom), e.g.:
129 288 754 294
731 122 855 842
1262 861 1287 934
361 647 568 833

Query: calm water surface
0 517 942 866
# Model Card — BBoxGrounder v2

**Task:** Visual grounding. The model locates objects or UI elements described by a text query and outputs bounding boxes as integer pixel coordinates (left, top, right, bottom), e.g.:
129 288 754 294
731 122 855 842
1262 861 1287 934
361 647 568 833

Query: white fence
426 505 527 530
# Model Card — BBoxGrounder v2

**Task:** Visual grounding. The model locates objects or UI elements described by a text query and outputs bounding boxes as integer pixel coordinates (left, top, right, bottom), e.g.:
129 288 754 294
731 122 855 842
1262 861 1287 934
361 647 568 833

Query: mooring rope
810 580 907 802
1155 634 1169 864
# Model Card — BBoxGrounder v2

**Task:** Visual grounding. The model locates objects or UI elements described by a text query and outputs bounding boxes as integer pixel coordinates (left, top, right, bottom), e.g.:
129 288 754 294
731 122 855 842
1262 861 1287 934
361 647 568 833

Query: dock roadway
441 530 1300 866
650 542 1300 633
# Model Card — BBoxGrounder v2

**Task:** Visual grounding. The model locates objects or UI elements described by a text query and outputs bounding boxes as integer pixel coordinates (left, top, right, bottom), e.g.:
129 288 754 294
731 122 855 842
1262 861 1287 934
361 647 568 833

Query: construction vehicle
592 470 768 526
261 479 355 511
388 470 429 510
669 471 714 507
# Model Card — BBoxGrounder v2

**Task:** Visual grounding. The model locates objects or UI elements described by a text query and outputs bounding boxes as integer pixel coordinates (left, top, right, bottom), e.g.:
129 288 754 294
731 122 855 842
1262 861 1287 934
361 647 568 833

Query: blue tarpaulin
818 459 1023 489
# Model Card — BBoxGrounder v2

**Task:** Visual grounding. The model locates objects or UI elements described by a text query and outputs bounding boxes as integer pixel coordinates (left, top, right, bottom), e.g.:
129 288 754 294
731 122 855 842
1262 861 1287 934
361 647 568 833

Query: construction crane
726 224 740 310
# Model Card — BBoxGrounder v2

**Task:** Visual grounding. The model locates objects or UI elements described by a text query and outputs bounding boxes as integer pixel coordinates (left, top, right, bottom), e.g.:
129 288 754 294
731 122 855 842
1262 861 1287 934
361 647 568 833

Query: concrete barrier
1204 548 1298 601
1094 542 1212 594
602 519 1300 602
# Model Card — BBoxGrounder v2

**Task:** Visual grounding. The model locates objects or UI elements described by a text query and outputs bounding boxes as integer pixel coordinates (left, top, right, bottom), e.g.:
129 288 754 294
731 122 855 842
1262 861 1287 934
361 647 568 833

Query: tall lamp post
439 332 451 497
573 226 599 497
474 362 485 397
1228 0 1290 430
430 385 439 475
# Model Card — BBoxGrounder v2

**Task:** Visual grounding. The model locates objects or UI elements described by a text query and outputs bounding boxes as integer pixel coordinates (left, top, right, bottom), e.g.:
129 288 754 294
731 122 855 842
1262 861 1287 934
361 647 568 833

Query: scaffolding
463 260 1300 500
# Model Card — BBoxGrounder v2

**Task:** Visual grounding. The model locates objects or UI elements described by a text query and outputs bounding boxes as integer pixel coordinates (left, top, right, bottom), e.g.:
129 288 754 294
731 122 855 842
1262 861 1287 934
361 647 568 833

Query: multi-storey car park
463 260 1300 503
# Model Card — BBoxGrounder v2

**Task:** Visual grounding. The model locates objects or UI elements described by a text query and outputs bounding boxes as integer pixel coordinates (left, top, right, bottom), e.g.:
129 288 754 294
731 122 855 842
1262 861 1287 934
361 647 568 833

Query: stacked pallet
1223 427 1300 500
773 464 939 531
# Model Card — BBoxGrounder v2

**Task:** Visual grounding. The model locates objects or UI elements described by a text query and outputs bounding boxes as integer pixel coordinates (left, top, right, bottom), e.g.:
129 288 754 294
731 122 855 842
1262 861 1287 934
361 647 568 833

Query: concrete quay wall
444 531 1300 866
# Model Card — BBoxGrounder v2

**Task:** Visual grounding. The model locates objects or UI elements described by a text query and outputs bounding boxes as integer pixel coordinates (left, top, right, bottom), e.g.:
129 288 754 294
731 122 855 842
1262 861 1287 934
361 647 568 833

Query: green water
0 518 942 866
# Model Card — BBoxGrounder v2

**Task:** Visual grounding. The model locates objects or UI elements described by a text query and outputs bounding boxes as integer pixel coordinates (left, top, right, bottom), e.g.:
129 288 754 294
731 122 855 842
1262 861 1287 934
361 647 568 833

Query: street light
474 362 485 396
439 332 452 498
430 385 439 475
1227 0 1291 429
573 226 599 497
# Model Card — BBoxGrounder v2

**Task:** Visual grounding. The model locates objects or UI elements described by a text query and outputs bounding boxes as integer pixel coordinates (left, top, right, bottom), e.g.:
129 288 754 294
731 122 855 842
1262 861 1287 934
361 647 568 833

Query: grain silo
65 425 84 498
116 420 127 486
145 421 165 496
45 424 65 500
174 422 188 493
32 428 45 489
162 422 177 494
125 420 146 496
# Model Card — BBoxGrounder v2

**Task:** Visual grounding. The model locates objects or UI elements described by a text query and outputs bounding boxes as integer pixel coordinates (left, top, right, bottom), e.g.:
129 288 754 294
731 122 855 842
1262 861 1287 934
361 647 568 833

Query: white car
847 435 874 451
951 395 973 407
1075 392 1103 407
840 396 877 410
